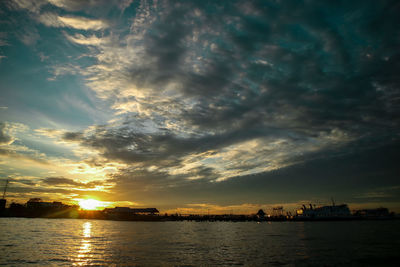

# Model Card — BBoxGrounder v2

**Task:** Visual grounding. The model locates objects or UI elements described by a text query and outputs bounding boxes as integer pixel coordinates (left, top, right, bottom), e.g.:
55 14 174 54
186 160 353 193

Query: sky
0 0 399 214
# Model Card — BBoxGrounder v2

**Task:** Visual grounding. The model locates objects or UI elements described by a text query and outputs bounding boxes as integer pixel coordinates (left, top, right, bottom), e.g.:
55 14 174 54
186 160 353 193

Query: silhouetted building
272 206 284 217
9 202 25 213
0 199 6 210
26 198 65 209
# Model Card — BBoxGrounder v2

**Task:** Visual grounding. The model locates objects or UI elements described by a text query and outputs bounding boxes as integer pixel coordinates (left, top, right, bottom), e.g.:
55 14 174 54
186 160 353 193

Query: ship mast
2 179 8 199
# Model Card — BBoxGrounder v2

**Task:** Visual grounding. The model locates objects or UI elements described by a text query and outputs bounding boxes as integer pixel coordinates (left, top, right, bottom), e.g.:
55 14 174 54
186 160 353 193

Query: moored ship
296 203 352 220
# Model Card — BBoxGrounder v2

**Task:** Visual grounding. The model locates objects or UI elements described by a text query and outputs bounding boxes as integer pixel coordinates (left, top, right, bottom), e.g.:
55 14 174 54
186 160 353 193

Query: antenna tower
2 179 9 199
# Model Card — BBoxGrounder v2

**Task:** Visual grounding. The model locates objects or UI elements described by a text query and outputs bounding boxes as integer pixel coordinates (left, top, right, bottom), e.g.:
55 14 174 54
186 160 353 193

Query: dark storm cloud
106 166 218 206
61 123 291 169
108 142 400 207
125 0 400 137
42 177 108 188
62 131 84 141
61 0 400 187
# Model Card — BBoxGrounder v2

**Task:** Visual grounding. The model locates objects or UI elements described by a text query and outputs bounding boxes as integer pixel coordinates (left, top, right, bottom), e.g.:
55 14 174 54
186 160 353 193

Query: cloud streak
38 13 108 30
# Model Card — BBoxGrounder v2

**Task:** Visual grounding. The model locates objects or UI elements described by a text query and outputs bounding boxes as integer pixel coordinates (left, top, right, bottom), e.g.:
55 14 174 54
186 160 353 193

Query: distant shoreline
1 210 397 222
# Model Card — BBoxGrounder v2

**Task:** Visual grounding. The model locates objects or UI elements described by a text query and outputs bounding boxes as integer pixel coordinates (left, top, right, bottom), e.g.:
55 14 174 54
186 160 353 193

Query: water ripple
0 218 399 266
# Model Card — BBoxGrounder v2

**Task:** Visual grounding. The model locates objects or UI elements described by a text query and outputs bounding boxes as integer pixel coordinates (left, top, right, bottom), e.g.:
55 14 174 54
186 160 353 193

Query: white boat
296 203 351 219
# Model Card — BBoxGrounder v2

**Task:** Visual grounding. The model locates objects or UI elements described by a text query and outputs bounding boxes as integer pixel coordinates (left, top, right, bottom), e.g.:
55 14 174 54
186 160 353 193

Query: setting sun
78 199 104 210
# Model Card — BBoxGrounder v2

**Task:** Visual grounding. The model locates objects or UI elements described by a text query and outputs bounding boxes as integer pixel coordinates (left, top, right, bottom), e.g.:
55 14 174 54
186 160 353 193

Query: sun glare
78 199 104 210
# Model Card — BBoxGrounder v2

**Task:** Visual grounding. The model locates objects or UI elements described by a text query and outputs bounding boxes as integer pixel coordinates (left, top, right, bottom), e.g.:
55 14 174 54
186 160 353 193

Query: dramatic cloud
58 16 108 30
42 176 111 189
1 0 399 211
64 33 110 46
58 0 399 183
8 0 133 13
38 13 108 30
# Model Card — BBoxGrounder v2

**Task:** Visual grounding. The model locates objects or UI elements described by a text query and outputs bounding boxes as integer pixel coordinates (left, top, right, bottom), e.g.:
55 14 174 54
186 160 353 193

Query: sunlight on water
83 221 92 238
1 218 399 266
74 222 92 266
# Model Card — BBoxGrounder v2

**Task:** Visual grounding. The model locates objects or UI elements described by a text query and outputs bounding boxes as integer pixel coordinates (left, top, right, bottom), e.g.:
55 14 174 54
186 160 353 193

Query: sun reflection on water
83 222 91 238
73 221 92 266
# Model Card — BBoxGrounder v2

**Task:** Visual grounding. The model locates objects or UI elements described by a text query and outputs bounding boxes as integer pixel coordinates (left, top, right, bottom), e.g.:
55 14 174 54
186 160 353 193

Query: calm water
1 218 399 266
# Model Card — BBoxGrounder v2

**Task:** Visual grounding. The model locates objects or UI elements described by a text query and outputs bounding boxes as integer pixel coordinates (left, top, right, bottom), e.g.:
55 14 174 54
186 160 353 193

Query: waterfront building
0 199 6 210
26 198 78 210
272 206 284 217
27 198 64 209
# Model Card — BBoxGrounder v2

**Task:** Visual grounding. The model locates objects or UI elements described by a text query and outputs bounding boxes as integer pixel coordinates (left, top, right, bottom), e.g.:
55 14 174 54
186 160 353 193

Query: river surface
1 218 399 266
